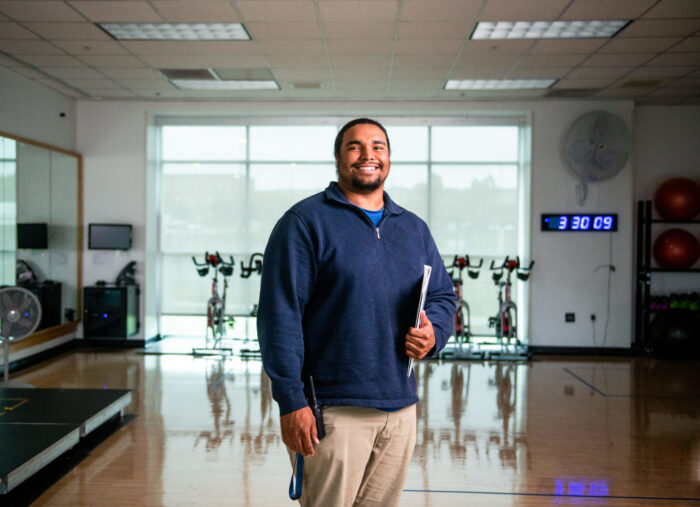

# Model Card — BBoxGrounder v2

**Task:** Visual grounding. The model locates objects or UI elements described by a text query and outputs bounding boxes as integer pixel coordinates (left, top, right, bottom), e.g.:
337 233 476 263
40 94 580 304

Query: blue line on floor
209 373 229 390
403 489 700 502
563 367 608 396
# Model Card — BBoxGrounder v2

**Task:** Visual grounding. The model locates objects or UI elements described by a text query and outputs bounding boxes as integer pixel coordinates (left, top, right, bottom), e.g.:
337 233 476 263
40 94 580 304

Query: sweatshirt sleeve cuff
277 389 309 417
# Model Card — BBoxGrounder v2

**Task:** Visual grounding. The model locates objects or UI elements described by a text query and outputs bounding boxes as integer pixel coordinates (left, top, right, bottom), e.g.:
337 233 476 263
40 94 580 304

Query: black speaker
83 285 139 338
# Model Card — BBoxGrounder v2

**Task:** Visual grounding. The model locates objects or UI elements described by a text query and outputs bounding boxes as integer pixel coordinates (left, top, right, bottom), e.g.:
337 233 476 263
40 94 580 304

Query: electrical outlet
565 312 575 323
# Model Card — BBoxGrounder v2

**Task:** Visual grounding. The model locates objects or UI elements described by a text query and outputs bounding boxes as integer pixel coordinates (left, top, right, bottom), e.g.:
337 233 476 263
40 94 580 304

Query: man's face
335 124 390 193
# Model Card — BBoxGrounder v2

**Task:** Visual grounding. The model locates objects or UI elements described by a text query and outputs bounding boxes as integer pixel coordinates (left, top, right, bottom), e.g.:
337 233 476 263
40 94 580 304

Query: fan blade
2 292 14 309
18 297 34 312
594 148 618 172
592 115 610 141
569 140 595 163
17 317 34 329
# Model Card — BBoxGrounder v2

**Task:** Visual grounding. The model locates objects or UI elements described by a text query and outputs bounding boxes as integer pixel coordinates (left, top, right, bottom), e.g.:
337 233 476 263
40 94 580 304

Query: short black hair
334 118 390 158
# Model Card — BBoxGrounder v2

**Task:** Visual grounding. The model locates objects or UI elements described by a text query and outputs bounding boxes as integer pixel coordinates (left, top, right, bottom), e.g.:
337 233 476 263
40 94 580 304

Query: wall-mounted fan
1 286 41 385
565 111 631 205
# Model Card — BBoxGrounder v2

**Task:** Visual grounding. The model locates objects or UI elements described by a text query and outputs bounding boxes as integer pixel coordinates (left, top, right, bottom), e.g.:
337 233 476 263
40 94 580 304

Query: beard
350 172 384 191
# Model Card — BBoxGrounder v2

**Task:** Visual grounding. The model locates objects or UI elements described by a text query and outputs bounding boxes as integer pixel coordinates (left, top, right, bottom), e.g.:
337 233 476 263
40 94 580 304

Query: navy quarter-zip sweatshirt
257 182 457 416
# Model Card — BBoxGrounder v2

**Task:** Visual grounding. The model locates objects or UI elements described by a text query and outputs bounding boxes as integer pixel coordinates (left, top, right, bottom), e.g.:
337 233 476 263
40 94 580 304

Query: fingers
280 407 318 457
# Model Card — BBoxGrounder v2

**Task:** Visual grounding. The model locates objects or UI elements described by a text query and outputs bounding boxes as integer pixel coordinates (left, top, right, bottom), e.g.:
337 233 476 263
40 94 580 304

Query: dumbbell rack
634 200 700 353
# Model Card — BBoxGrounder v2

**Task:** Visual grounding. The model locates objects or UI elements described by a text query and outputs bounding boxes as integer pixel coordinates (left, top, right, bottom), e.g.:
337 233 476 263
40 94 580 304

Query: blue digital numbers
541 214 617 232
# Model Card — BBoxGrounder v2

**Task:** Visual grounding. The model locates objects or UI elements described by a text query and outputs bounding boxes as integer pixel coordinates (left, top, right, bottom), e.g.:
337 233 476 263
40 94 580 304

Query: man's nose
359 144 373 159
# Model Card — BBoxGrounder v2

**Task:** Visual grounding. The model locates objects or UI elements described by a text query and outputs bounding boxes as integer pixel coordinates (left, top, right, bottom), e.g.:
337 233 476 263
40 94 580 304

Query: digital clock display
541 214 618 232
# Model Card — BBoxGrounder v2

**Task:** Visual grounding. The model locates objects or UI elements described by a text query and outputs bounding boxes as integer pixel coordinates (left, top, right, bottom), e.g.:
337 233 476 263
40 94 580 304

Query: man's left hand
405 310 435 359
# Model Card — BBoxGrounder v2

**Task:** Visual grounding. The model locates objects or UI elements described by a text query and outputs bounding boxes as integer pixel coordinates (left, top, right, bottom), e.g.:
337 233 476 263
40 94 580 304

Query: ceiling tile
391 67 448 80
99 67 161 79
323 22 395 40
456 52 521 66
479 0 570 21
508 66 572 78
0 1 85 22
583 53 655 66
664 77 700 88
266 54 328 68
646 52 700 66
150 1 240 23
40 67 106 79
119 41 198 56
68 1 162 22
394 40 463 55
319 1 397 22
190 41 261 56
138 55 208 68
133 88 183 98
643 0 700 19
326 40 394 56
648 86 699 96
596 86 652 97
257 40 326 55
0 21 39 39
0 53 21 66
530 39 607 54
463 39 535 54
561 0 656 20
401 0 481 21
624 66 695 78
618 19 700 38
450 66 511 79
553 78 615 89
567 66 634 78
78 55 146 67
115 79 175 90
390 78 445 89
398 22 471 39
200 55 267 67
80 88 137 97
17 54 84 67
246 22 321 40
330 55 392 70
599 37 682 53
393 55 455 68
54 40 131 55
0 40 65 54
10 66 47 79
517 54 589 67
272 68 332 80
669 38 700 52
23 22 112 40
62 78 122 89
235 1 316 22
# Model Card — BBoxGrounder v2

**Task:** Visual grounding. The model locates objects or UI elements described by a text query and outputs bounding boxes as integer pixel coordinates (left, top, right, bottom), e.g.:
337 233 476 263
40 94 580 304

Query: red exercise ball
653 228 700 269
654 177 700 220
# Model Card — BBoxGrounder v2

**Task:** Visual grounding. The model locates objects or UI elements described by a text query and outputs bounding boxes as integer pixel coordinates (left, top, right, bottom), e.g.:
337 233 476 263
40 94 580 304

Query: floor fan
0 286 41 386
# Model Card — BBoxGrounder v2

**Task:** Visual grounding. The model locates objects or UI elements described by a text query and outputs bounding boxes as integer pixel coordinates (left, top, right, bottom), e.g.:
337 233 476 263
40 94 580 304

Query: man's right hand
280 406 319 456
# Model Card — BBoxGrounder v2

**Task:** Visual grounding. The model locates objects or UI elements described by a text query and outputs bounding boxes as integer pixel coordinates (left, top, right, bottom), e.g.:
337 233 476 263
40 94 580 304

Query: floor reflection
12 347 700 506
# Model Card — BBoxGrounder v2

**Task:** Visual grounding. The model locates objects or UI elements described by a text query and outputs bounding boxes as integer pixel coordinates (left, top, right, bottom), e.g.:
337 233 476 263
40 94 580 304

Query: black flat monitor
89 223 132 250
17 223 48 249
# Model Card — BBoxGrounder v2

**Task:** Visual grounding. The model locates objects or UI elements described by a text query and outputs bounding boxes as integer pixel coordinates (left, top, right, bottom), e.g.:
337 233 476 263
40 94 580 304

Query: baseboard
1 340 79 376
529 346 634 356
79 338 147 348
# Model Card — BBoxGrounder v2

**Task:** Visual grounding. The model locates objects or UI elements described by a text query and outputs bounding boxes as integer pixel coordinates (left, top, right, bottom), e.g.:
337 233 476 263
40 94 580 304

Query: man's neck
337 182 384 211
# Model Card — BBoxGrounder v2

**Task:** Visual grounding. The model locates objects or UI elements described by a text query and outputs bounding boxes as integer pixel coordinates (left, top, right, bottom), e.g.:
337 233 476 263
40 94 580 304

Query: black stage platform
0 387 132 495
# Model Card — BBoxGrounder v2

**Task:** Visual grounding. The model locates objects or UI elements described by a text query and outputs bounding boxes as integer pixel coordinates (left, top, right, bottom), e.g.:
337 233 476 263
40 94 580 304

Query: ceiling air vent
159 69 217 80
291 82 323 89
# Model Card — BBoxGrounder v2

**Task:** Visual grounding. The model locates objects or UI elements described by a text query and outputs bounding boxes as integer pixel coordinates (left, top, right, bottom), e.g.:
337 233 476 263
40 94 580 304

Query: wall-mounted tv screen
17 223 48 249
89 223 132 250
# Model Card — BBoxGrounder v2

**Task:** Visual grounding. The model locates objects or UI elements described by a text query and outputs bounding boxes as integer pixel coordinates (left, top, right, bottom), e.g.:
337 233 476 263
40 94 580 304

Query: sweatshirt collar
324 181 405 215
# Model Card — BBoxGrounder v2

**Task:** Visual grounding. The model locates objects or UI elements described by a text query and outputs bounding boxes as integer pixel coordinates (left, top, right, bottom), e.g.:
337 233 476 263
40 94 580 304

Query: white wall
0 67 76 150
77 99 642 347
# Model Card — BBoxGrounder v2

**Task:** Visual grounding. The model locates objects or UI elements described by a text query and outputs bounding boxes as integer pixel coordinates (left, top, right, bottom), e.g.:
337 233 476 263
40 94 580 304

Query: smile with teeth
355 165 380 174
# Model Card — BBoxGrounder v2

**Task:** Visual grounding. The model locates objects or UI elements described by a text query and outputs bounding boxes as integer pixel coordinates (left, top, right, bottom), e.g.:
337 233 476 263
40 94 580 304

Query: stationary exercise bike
441 255 484 359
488 256 534 358
192 252 235 355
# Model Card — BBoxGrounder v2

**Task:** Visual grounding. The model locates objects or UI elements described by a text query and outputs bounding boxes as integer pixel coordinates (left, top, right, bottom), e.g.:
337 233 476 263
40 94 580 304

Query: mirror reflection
0 131 81 333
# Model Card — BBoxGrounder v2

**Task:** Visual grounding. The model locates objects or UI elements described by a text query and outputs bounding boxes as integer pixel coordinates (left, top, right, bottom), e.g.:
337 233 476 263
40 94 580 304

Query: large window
158 119 529 340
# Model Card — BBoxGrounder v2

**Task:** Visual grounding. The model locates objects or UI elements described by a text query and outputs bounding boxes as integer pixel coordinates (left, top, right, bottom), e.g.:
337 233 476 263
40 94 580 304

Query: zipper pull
376 227 381 240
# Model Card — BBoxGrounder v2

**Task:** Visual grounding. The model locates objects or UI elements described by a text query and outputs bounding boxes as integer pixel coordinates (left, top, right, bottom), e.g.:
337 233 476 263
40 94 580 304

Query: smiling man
258 118 456 506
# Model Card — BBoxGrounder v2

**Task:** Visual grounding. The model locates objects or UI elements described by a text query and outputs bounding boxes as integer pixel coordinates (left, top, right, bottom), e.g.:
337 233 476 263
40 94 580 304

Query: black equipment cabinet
634 200 700 352
22 281 62 330
83 284 140 338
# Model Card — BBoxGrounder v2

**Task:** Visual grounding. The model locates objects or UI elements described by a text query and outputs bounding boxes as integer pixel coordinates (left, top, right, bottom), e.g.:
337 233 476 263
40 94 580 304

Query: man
258 118 456 506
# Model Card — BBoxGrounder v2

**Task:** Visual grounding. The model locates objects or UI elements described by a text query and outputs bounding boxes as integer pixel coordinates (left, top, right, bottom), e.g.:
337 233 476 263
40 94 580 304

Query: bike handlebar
240 253 264 279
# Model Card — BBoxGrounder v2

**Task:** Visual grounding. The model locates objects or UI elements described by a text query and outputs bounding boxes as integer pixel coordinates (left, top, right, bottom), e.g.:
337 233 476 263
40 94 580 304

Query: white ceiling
0 0 698 104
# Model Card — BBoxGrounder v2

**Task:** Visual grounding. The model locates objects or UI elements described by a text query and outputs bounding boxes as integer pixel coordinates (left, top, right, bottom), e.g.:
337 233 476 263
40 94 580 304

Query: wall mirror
0 130 82 350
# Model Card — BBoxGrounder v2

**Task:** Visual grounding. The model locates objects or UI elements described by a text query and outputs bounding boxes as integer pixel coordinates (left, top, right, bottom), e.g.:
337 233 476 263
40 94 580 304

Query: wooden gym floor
5 344 700 506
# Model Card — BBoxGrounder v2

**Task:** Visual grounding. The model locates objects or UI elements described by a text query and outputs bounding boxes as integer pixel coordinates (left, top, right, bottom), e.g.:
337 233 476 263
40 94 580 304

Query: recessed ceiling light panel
98 22 250 40
171 79 279 90
471 20 629 40
445 79 556 90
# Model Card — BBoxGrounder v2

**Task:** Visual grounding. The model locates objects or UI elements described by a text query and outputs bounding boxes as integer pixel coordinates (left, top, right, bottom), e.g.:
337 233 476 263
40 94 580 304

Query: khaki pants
288 404 417 507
